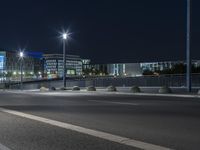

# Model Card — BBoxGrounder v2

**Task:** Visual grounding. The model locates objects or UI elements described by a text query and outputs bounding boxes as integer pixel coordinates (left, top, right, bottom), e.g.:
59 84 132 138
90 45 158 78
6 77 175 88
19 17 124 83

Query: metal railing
5 74 200 89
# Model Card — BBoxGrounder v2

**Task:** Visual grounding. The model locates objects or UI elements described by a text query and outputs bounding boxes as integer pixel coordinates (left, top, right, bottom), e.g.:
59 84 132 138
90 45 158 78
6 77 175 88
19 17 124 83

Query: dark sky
0 0 199 63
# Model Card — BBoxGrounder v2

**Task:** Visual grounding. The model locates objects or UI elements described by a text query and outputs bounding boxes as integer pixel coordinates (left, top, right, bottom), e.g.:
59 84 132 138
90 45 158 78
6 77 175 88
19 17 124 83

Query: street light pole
63 33 67 88
19 52 24 90
186 0 191 92
20 59 23 90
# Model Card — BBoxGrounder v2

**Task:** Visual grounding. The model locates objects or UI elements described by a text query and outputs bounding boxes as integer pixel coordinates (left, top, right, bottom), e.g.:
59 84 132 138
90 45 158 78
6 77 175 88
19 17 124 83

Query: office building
44 54 83 78
0 50 44 81
82 63 143 77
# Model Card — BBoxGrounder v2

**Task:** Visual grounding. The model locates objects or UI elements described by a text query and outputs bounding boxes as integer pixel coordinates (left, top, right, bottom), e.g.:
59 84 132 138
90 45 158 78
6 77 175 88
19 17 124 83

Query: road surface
0 90 200 150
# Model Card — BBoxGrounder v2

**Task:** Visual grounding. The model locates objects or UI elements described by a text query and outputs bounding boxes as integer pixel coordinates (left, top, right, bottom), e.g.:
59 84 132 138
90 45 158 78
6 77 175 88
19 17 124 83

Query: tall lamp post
19 51 24 90
186 0 191 92
62 33 68 88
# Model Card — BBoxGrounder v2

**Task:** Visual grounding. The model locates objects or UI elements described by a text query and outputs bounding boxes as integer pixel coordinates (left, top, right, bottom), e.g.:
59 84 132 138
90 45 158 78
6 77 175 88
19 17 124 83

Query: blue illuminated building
0 50 44 81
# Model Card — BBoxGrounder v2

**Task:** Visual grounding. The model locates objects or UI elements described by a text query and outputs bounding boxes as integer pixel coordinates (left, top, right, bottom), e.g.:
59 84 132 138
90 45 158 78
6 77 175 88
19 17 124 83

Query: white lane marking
0 108 173 150
88 100 140 106
126 93 200 98
0 143 11 150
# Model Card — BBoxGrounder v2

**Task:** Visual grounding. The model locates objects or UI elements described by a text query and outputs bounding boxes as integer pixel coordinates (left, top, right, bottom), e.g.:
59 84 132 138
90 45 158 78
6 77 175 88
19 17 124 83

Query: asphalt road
0 91 200 150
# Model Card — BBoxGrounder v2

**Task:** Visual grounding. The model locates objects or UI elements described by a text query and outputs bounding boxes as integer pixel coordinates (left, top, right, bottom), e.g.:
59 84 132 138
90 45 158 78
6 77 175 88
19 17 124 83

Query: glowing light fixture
63 33 68 40
19 52 24 58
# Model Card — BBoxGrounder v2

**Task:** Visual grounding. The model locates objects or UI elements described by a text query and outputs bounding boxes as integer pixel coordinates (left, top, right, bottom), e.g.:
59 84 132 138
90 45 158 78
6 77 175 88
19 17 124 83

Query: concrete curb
3 89 200 99
114 92 200 99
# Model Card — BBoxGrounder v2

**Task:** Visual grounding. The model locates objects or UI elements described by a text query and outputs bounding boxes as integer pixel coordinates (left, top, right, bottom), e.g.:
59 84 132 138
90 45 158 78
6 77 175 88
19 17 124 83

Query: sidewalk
3 86 200 99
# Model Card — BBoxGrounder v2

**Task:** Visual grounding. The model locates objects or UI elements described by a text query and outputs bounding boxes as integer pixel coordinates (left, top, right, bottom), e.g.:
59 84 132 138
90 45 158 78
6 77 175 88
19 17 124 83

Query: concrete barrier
50 87 56 91
87 86 96 91
40 87 49 92
130 86 141 93
0 83 5 89
72 86 80 91
60 87 67 90
107 86 117 92
197 90 200 95
158 86 172 94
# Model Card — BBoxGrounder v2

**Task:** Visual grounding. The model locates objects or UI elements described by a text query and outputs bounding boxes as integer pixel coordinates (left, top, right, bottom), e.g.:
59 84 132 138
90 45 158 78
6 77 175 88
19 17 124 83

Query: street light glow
19 52 24 58
63 33 68 40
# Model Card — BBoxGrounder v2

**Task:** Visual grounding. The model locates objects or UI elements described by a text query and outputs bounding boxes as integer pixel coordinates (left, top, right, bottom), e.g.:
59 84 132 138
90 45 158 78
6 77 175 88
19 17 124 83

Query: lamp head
19 52 24 58
63 33 68 40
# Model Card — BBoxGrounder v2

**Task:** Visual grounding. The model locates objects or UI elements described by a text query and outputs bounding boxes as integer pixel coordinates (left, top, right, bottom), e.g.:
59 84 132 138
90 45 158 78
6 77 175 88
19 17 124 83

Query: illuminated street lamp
19 51 24 58
19 51 24 90
63 33 67 40
62 32 69 88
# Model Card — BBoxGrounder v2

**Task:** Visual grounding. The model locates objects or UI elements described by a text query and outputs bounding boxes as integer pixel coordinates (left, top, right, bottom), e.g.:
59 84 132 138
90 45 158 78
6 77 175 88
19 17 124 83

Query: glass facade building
44 54 83 78
107 63 142 76
140 61 184 72
0 50 44 81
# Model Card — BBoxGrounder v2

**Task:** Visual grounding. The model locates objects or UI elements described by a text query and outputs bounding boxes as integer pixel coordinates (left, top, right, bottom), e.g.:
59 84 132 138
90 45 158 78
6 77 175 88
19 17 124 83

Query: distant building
82 63 143 77
2 48 200 80
107 63 142 76
140 60 200 72
43 54 83 78
193 60 200 68
0 50 43 80
83 60 200 77
82 59 91 66
140 61 183 72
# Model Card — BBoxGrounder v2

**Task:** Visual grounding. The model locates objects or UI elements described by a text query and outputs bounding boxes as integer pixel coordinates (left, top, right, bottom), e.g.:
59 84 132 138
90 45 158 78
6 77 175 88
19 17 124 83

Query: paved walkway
3 86 200 99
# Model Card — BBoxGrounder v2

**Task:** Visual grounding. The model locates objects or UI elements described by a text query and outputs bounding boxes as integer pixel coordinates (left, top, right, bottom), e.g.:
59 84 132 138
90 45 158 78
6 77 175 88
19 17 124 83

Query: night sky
0 0 199 63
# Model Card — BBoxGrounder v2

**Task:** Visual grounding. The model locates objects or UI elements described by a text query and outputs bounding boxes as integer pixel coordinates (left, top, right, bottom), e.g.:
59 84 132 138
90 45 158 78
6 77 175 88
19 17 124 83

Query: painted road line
0 143 11 150
88 100 140 106
127 93 200 98
0 108 173 150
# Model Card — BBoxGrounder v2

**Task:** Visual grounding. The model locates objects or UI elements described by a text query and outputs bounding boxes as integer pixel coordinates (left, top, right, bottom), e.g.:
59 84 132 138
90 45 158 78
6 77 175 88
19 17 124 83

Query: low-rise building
44 54 83 78
0 50 44 81
82 63 143 77
107 63 142 76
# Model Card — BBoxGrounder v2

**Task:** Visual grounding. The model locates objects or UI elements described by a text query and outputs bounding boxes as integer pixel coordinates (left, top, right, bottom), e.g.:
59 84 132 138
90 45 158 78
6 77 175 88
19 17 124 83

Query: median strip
0 107 173 150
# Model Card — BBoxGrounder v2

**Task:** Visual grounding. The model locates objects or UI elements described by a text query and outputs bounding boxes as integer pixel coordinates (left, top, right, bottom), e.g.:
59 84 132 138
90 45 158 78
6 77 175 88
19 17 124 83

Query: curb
3 89 200 99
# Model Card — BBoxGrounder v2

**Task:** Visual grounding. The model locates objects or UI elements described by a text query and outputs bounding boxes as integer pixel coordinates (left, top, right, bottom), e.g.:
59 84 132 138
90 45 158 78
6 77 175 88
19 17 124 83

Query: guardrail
4 74 200 89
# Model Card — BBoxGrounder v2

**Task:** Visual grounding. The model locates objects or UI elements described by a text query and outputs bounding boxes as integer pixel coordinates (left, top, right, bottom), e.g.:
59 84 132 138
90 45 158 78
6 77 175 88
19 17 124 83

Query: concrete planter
0 83 5 89
158 86 172 94
50 87 56 91
107 86 117 92
130 86 141 93
72 86 80 91
197 90 200 95
87 86 96 91
60 87 67 90
40 87 49 92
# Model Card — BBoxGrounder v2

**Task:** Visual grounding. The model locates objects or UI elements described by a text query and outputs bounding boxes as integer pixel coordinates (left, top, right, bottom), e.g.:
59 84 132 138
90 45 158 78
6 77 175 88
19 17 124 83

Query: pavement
0 90 200 150
8 86 200 99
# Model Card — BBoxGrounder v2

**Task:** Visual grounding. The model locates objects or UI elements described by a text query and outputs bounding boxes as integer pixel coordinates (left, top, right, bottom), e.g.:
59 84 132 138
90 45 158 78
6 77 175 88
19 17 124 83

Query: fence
6 74 200 89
